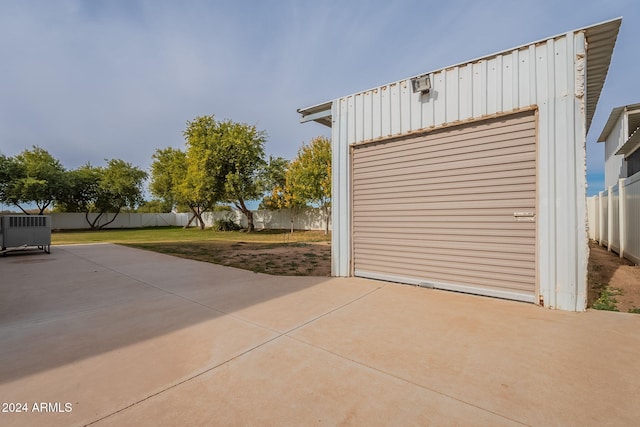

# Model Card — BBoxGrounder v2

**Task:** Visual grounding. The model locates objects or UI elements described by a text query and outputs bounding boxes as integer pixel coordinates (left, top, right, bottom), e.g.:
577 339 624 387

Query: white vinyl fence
48 208 331 232
588 171 640 264
50 213 176 230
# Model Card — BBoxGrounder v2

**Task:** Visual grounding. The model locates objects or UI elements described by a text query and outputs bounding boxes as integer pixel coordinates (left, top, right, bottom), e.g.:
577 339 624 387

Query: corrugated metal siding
352 111 536 301
339 44 545 144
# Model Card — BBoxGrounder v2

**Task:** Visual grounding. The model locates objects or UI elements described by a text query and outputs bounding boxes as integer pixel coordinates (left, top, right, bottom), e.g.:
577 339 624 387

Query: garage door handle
514 212 535 222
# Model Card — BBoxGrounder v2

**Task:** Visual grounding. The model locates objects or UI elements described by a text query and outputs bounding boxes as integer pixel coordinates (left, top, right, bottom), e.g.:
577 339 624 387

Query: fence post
598 191 604 246
594 194 599 242
607 186 614 251
619 178 626 259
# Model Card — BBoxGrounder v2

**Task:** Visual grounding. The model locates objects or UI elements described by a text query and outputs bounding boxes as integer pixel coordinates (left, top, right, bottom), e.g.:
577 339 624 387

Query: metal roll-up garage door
352 110 537 302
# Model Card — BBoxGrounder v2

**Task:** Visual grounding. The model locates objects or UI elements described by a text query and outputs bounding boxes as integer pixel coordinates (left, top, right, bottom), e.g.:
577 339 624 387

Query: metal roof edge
298 17 622 129
296 100 332 115
584 18 622 132
297 101 332 127
407 16 622 91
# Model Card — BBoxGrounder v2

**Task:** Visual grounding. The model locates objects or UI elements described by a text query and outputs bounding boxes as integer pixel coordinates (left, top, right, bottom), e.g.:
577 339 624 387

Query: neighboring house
298 18 622 311
598 103 640 187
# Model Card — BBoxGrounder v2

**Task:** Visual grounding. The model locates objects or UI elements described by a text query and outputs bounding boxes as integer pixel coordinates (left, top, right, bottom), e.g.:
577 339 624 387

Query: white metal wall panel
352 111 536 302
335 44 548 141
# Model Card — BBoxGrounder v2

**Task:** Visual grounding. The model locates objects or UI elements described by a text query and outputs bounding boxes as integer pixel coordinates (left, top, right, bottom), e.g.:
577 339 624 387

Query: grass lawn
52 226 331 245
52 227 332 276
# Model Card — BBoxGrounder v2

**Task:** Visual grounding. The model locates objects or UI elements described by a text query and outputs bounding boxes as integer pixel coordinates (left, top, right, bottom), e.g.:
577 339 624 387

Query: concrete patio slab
1 297 277 426
291 284 640 426
1 244 639 426
98 336 520 427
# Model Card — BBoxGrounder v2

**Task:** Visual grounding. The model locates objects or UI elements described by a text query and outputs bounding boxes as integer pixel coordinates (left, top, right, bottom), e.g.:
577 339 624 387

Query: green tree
59 160 147 229
149 146 215 229
288 136 331 234
0 153 24 209
260 156 308 233
99 158 147 214
183 115 267 232
217 119 267 232
3 146 67 214
260 156 289 210
149 147 187 214
136 199 168 213
56 164 101 213
181 116 224 229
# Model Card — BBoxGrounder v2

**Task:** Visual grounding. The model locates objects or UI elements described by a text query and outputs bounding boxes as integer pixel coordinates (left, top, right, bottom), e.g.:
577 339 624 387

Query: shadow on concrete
0 243 345 384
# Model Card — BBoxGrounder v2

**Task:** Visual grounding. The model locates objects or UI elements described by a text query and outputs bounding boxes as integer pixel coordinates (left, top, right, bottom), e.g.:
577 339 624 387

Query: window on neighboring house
627 150 640 178
625 112 640 178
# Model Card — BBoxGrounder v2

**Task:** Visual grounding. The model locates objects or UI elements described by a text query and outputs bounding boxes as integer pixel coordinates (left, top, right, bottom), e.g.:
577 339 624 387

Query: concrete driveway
1 244 639 426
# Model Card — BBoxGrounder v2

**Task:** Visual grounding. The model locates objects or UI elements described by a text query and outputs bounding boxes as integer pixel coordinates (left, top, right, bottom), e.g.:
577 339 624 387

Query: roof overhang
297 101 332 127
297 18 621 132
583 18 622 133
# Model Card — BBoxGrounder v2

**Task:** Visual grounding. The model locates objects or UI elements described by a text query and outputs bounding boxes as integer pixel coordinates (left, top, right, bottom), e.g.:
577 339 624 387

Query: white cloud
0 0 636 195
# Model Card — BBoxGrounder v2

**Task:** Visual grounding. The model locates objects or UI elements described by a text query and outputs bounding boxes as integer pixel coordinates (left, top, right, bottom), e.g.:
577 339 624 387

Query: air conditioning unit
0 215 51 254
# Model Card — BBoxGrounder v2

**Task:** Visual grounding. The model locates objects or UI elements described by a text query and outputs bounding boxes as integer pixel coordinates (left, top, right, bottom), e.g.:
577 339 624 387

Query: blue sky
1 0 637 200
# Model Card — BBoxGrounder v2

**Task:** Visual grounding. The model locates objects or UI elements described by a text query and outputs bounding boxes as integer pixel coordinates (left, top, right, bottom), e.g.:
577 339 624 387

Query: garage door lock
513 212 535 222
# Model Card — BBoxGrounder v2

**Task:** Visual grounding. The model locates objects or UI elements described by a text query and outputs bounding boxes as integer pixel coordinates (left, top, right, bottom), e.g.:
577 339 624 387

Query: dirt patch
129 240 331 276
133 238 640 309
588 240 640 312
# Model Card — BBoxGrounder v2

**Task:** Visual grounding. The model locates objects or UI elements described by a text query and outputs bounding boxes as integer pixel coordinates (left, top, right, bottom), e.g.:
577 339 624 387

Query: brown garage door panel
353 120 535 161
354 169 536 192
353 153 536 180
353 265 536 294
352 111 537 302
355 143 536 172
354 136 535 171
355 250 535 275
354 260 535 290
355 193 536 208
356 241 534 259
355 182 536 198
357 161 536 180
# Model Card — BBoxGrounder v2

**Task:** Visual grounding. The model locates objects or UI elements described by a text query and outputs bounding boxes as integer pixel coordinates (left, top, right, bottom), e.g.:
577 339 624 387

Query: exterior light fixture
411 74 431 94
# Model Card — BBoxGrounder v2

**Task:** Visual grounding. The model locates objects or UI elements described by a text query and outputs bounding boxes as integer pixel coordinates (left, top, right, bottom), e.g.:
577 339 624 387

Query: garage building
298 18 621 311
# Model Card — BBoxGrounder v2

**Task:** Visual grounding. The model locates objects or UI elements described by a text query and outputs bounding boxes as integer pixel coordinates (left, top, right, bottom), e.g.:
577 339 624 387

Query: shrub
591 287 621 311
213 218 241 232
